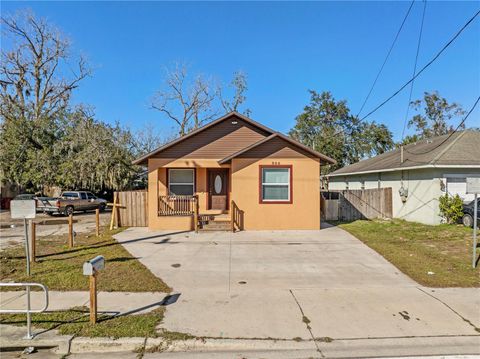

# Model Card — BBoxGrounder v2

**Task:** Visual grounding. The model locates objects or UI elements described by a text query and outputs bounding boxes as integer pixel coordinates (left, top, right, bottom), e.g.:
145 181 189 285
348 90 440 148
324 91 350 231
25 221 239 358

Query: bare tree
151 63 217 137
133 122 166 157
218 71 251 116
0 11 90 150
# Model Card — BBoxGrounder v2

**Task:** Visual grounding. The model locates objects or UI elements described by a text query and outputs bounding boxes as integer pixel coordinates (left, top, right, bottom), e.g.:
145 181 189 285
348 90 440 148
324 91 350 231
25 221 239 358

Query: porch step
200 220 232 232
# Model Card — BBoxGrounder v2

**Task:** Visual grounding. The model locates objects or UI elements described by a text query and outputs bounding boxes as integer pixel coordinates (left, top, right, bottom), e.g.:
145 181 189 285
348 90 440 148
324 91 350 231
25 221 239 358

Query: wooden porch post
231 200 235 232
194 196 199 233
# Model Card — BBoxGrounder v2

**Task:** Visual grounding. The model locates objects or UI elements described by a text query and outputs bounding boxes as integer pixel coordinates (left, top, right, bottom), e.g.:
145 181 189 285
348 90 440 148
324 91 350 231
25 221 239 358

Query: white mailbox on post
83 255 105 324
83 255 105 276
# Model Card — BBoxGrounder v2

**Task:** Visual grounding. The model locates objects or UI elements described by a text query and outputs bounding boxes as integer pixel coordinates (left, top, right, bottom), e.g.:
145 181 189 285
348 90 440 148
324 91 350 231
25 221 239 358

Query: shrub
439 194 464 224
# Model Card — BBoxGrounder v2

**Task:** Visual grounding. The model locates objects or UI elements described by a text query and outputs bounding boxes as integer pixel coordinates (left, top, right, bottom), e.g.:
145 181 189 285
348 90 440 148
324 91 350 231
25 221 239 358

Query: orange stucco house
133 112 335 231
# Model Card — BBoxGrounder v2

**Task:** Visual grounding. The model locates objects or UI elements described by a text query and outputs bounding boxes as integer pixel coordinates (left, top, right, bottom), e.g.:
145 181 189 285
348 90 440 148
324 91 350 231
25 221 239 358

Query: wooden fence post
30 221 36 263
95 208 100 237
68 214 74 248
110 193 117 231
89 273 97 324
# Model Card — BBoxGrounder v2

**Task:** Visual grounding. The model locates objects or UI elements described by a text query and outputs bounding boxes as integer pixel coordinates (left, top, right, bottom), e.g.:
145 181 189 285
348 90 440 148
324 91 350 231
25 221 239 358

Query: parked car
462 198 480 227
13 193 44 212
36 191 107 216
13 193 37 200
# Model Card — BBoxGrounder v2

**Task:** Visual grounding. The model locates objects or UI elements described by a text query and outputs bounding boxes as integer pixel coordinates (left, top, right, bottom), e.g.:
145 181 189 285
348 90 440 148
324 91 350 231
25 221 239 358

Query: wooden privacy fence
321 188 393 221
114 190 148 227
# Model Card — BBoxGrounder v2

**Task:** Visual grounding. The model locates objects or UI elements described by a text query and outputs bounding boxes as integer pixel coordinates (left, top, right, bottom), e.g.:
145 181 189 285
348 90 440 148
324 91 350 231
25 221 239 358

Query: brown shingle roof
328 130 480 177
133 111 335 165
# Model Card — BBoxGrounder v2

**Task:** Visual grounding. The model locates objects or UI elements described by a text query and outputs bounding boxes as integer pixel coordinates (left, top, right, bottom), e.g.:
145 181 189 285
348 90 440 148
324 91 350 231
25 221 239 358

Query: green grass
337 219 479 287
0 227 170 292
0 306 165 338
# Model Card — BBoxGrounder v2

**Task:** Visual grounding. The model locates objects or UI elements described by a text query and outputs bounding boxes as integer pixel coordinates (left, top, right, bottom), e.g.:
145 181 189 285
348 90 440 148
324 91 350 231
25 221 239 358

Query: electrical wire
401 0 428 141
356 0 415 117
324 8 480 149
403 95 480 155
360 9 480 122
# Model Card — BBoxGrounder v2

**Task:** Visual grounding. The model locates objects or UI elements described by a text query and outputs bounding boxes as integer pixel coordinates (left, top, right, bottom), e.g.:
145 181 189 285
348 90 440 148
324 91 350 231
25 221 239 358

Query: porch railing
230 200 244 232
158 195 198 217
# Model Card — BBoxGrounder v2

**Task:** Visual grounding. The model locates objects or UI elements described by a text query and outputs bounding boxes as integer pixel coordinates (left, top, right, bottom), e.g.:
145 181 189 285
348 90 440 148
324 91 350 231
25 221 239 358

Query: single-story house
327 130 480 225
133 112 336 230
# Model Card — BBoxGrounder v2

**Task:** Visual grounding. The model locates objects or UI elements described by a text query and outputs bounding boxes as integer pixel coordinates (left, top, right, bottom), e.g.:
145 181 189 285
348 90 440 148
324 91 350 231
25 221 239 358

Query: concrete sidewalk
0 291 170 315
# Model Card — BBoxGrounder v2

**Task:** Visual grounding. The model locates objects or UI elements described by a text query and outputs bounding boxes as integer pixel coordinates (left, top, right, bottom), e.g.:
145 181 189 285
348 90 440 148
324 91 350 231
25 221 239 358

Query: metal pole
23 218 32 339
473 193 478 268
24 219 31 275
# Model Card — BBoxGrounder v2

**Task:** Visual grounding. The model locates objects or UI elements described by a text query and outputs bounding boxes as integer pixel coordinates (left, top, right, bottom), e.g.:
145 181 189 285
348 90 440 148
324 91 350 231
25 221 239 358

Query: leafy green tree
55 107 138 191
406 91 465 142
289 91 394 173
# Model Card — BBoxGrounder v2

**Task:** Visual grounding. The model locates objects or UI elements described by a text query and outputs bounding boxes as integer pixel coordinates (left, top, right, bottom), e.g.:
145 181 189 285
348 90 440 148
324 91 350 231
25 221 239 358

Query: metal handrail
0 282 49 339
0 282 49 313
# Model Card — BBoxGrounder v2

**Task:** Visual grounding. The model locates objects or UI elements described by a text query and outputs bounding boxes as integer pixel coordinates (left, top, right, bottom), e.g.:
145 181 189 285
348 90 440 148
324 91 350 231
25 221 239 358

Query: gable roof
133 111 336 165
328 130 480 177
218 133 336 164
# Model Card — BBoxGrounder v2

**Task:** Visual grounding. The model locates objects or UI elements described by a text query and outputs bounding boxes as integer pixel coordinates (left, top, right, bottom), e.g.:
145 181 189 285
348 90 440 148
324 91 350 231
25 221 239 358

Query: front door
208 169 229 210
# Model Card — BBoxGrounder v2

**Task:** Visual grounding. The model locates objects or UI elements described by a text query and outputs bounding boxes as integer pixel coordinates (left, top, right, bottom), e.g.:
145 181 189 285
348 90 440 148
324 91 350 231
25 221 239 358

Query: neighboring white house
327 130 480 225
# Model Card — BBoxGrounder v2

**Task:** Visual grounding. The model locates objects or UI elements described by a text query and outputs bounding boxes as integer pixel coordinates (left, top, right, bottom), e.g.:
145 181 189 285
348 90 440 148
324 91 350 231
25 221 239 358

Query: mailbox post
83 255 105 323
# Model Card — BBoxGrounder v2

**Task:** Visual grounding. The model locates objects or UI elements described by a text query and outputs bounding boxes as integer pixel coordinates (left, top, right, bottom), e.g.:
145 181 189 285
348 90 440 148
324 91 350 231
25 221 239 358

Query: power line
360 9 480 122
326 8 479 147
401 0 427 141
404 95 480 155
356 0 415 117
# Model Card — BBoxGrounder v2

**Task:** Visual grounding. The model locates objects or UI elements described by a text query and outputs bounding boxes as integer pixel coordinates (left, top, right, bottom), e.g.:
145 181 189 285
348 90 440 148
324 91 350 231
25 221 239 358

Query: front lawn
0 228 170 292
338 219 479 287
0 306 171 338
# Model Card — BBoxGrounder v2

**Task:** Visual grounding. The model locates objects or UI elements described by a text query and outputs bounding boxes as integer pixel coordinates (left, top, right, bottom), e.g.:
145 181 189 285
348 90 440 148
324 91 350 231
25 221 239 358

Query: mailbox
83 256 105 276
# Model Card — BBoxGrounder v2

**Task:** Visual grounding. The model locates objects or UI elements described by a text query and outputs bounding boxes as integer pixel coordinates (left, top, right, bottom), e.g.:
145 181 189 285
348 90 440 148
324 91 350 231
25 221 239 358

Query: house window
260 166 292 203
168 169 195 195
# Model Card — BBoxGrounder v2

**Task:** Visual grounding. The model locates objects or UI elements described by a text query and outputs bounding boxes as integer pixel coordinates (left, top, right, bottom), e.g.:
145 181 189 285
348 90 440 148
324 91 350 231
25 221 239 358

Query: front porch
152 162 243 231
157 194 243 232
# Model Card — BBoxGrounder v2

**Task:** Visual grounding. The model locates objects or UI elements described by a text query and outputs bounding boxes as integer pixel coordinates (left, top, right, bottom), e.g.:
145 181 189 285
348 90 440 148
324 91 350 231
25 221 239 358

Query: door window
214 175 222 194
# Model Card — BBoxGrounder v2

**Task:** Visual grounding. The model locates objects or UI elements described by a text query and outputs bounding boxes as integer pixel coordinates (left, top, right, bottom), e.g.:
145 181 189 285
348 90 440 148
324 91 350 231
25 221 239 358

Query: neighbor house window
168 169 195 195
260 165 292 203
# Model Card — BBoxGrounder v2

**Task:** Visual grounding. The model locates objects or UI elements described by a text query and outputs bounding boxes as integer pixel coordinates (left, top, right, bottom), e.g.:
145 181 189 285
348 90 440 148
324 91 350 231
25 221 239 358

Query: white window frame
261 167 291 202
168 169 195 196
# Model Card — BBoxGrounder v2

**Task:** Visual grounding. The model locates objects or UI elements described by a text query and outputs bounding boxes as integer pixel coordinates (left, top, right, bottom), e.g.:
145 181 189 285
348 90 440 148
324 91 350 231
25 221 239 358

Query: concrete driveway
114 225 480 356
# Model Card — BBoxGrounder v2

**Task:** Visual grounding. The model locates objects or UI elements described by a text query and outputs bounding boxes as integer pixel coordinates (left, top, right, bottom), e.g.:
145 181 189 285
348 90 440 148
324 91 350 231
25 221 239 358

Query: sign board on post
10 200 36 219
466 178 479 268
10 200 36 339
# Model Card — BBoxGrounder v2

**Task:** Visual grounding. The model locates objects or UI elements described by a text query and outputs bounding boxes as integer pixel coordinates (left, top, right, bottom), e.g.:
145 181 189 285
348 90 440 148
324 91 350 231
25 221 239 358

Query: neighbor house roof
327 130 480 177
133 112 336 166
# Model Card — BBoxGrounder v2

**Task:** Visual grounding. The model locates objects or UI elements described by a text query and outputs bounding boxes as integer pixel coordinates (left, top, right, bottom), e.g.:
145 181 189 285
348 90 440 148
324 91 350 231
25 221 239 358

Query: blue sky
2 1 479 141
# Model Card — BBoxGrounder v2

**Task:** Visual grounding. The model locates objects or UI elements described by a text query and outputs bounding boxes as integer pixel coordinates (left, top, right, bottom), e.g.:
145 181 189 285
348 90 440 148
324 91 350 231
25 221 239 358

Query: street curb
67 336 146 354
145 338 313 353
66 337 311 354
3 334 480 356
